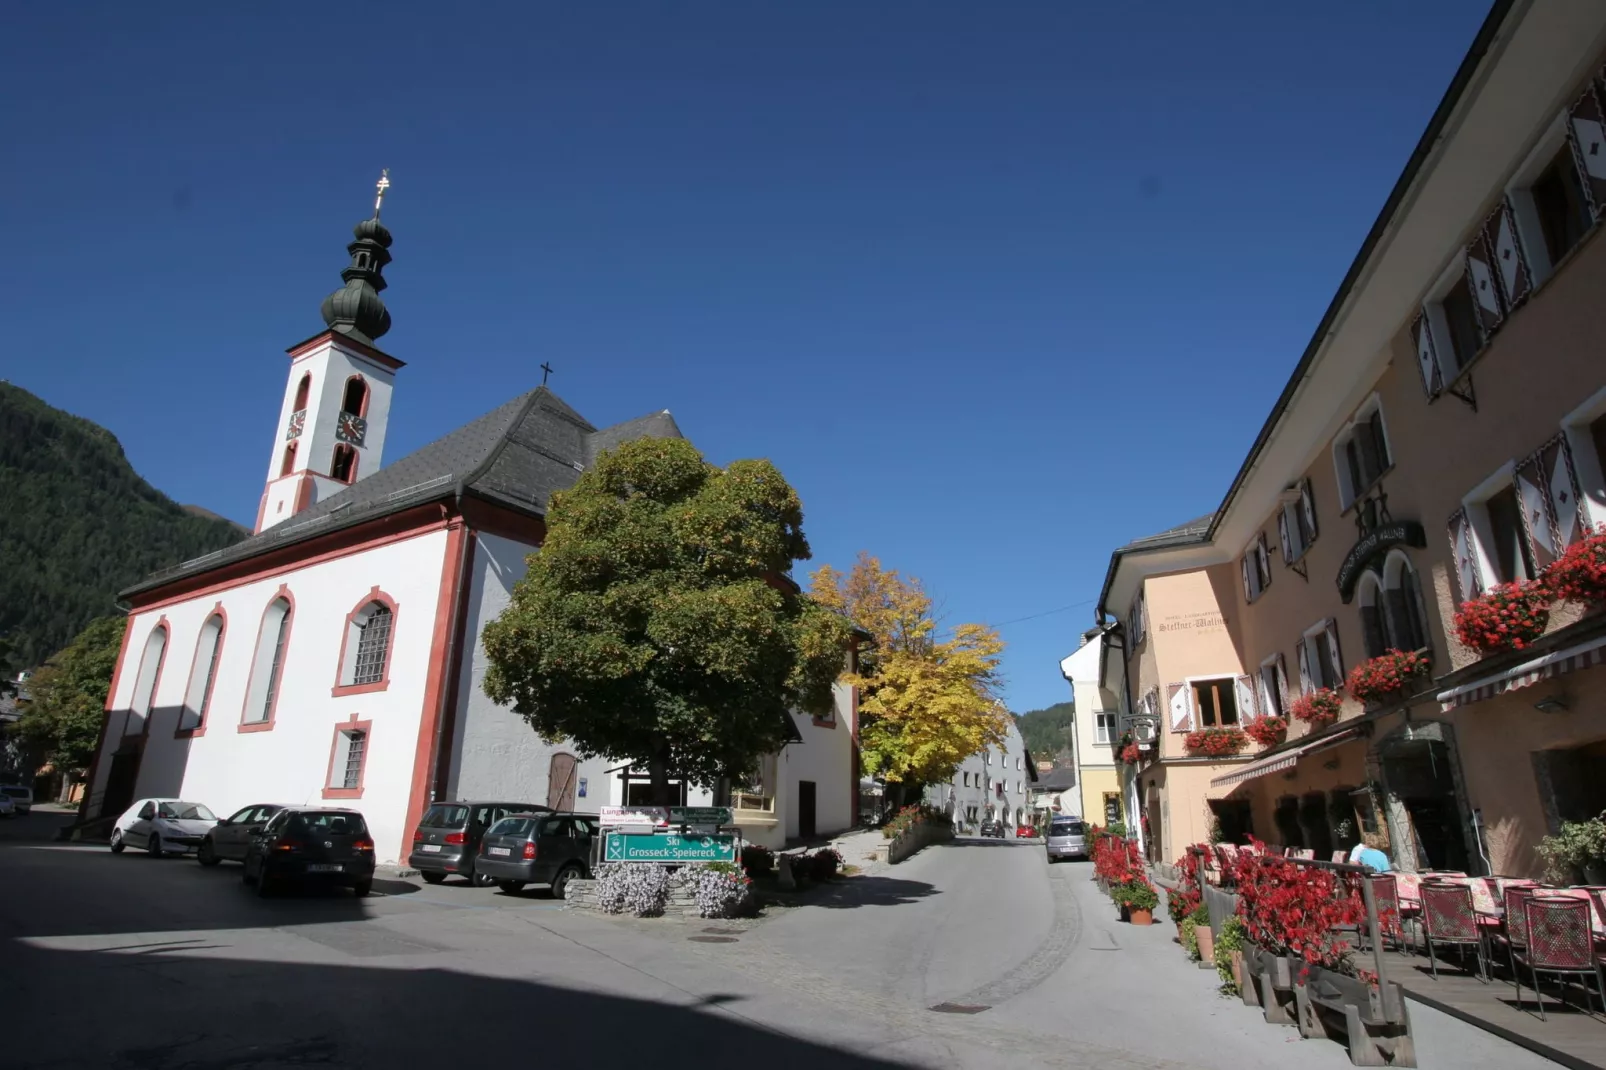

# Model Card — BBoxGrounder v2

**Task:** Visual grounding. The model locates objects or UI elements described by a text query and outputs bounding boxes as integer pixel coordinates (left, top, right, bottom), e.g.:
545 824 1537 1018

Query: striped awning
1210 727 1364 788
1436 633 1606 711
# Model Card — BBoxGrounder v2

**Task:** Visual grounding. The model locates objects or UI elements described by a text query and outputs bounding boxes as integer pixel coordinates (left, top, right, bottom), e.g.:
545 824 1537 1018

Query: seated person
1348 836 1392 873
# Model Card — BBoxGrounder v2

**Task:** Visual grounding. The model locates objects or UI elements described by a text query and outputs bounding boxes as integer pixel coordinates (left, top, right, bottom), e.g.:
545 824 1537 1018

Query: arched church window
126 621 169 736
341 376 368 417
181 611 226 733
1382 551 1430 654
292 373 311 413
331 444 357 483
335 591 398 693
280 441 297 477
243 594 293 729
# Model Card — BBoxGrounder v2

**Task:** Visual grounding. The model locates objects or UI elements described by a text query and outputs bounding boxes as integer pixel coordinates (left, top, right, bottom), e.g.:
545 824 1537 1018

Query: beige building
1094 3 1606 878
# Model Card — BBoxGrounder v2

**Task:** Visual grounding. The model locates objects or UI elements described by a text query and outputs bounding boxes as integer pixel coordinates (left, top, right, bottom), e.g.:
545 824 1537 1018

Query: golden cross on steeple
374 169 391 218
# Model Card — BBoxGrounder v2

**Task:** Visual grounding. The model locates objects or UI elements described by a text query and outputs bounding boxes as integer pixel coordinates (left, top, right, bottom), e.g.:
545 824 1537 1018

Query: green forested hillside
0 383 246 666
1017 700 1076 760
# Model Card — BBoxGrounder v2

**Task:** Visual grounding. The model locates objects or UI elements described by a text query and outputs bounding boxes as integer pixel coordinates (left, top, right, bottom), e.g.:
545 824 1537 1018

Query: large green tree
481 438 850 804
12 616 124 780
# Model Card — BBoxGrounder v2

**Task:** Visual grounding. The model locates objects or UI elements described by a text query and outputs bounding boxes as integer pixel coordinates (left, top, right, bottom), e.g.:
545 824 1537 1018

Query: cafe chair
1421 882 1487 981
1515 896 1605 1021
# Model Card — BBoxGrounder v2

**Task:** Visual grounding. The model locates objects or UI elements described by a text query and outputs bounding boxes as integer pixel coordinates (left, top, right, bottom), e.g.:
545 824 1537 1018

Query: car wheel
550 863 581 900
147 830 163 857
352 880 372 898
497 879 526 894
197 838 220 867
466 868 495 888
421 871 447 885
110 829 125 854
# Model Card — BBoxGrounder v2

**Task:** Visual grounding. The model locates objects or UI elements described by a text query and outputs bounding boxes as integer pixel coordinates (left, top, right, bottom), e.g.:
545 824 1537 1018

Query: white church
82 181 858 864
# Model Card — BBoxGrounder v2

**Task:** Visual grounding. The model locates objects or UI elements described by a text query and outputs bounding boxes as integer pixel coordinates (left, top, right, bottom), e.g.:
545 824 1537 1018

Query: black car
474 812 597 898
242 807 375 897
408 801 548 886
979 820 1007 839
198 803 286 866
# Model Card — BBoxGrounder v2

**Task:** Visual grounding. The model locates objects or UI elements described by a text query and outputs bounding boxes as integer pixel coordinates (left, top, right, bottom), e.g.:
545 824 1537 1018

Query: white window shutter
1257 533 1272 589
1491 200 1531 310
1567 85 1606 219
1299 478 1319 544
1447 507 1483 601
1241 557 1253 602
1549 434 1585 550
1234 674 1258 724
1276 653 1290 708
1277 509 1294 564
1412 312 1443 399
1297 640 1313 696
1516 451 1558 568
1464 234 1505 337
1167 682 1193 733
1323 618 1344 683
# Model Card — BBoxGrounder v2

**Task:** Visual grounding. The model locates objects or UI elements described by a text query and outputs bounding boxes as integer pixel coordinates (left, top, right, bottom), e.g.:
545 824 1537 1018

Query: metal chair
1367 874 1408 953
1421 881 1487 981
1331 850 1348 863
1494 885 1538 990
1290 847 1315 860
1515 896 1605 1020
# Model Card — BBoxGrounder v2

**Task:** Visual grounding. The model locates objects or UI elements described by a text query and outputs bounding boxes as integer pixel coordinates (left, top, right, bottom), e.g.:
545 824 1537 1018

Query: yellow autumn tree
811 553 1009 788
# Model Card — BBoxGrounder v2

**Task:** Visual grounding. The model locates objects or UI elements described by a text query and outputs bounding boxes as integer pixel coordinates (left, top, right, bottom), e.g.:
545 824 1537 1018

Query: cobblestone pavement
0 813 1563 1069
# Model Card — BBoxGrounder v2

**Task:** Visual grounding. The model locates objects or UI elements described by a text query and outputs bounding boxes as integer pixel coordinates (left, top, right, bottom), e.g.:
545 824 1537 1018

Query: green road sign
669 806 733 825
603 831 737 864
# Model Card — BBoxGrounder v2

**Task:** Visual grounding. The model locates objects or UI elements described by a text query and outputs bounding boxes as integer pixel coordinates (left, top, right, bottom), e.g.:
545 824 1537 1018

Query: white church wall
445 532 611 813
781 683 854 841
91 527 451 864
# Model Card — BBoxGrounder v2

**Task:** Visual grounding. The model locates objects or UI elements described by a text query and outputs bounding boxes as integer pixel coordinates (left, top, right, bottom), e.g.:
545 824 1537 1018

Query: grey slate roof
123 387 684 598
1119 513 1215 552
1033 766 1078 793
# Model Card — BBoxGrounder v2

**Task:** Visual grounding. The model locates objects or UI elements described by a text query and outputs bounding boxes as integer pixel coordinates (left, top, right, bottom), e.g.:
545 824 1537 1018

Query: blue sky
1 2 1491 714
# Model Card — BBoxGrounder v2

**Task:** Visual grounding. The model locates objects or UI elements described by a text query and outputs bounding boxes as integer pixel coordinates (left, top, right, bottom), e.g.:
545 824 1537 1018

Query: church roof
123 387 684 598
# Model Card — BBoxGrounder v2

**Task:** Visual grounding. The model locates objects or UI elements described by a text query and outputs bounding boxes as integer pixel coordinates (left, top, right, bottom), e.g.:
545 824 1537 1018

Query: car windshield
420 804 470 828
1050 820 1085 836
2 787 27 798
158 802 216 821
292 812 368 836
488 817 535 838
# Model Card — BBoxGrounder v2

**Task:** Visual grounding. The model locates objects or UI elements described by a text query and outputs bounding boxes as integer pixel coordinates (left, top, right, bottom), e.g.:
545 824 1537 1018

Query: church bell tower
256 173 406 533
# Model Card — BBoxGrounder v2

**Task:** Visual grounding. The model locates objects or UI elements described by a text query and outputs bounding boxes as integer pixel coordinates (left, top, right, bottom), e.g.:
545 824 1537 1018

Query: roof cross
374 169 391 217
541 361 555 386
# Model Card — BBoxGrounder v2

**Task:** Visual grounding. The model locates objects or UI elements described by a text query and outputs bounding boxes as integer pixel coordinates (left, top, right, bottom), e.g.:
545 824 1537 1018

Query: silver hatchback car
1045 816 1087 862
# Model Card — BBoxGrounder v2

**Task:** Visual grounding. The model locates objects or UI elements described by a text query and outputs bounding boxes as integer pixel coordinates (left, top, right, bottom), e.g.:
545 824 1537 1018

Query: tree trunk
647 748 673 807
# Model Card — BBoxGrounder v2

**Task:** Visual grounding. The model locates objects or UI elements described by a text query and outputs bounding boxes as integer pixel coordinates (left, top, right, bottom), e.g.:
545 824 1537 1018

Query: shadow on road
7 943 926 1069
800 874 941 909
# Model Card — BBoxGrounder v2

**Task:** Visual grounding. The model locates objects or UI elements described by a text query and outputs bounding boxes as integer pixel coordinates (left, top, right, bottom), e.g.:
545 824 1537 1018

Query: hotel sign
1336 521 1426 602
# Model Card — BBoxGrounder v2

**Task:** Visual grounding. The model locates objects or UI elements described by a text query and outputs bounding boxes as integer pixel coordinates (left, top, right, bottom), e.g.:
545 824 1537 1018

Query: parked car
1016 825 1037 839
110 799 218 855
1045 816 1088 862
1 785 33 814
978 819 1007 839
409 801 548 886
242 807 375 897
0 793 13 818
198 803 286 865
474 812 597 898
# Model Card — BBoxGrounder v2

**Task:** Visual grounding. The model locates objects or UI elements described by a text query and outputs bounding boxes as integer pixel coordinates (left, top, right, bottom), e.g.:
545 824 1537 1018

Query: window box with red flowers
1184 727 1248 756
1344 648 1431 705
1453 580 1551 654
1545 528 1606 606
1288 688 1342 729
1243 715 1287 748
1119 742 1142 765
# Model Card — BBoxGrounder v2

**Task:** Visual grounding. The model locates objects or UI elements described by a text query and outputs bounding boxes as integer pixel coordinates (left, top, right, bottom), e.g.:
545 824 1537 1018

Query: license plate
421 844 442 853
488 847 510 857
307 864 342 873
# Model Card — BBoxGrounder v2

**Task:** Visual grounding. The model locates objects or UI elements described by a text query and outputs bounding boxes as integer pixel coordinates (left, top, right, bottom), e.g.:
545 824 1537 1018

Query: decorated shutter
1324 618 1344 686
1257 533 1272 590
1167 682 1193 733
1275 653 1290 709
1299 478 1319 544
1277 509 1294 564
1412 311 1443 399
1297 640 1314 695
1234 674 1259 724
1241 556 1253 602
1464 230 1505 337
1490 200 1531 311
1447 506 1483 602
1567 84 1606 219
1516 448 1560 571
1543 433 1587 550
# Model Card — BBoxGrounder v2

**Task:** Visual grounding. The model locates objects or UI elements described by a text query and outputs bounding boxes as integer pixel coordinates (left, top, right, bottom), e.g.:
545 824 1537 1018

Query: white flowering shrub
678 861 753 919
594 862 670 917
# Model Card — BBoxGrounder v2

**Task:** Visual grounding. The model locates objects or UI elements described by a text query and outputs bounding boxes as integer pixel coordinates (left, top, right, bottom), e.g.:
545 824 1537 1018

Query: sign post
602 831 738 864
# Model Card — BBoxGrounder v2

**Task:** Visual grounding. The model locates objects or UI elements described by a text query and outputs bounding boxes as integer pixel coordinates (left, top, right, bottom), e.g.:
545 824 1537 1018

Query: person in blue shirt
1348 838 1393 873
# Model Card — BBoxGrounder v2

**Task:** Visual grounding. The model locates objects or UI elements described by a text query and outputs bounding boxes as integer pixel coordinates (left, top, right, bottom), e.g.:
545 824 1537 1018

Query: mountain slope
1016 700 1076 760
0 383 247 666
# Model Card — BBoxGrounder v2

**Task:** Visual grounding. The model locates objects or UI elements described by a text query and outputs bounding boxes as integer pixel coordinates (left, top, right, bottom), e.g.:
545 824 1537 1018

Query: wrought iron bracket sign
1336 521 1426 602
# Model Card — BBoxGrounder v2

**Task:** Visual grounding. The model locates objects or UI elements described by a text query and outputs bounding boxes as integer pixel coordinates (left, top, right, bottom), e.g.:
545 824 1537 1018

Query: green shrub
1110 879 1159 912
1180 917 1199 960
1215 916 1247 993
1189 902 1210 925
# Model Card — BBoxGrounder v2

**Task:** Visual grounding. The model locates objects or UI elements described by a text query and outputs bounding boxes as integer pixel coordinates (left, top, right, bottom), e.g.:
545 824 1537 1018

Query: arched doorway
1375 721 1474 874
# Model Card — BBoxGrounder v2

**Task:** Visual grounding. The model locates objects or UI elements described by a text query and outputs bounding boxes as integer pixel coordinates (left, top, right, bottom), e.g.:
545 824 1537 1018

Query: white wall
446 532 612 812
780 682 855 841
90 528 450 864
1061 638 1121 773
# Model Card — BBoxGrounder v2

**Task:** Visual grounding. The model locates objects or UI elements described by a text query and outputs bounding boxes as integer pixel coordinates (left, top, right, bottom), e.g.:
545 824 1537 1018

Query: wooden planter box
1294 963 1416 1067
1241 943 1299 1024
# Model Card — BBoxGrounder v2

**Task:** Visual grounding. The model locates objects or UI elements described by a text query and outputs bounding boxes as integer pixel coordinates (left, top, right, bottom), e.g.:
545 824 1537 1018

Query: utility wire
988 597 1097 628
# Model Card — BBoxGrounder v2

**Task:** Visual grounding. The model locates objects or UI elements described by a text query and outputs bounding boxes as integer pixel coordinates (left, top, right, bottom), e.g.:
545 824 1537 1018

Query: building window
1530 145 1592 271
1277 479 1319 564
336 592 397 694
126 621 169 736
292 373 312 413
1333 398 1393 510
984 753 991 766
180 611 226 733
279 441 297 477
1257 655 1286 720
1382 552 1430 654
1356 573 1388 661
323 716 371 799
330 444 358 483
341 376 369 417
1464 469 1540 588
242 594 293 729
734 754 777 813
1435 272 1485 373
1128 587 1147 647
1299 621 1343 693
1241 533 1272 603
962 771 970 787
1192 678 1239 727
1095 712 1115 744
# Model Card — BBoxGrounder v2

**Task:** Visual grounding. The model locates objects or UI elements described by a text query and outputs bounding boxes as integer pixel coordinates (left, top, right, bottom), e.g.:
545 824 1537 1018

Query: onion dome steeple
320 170 394 345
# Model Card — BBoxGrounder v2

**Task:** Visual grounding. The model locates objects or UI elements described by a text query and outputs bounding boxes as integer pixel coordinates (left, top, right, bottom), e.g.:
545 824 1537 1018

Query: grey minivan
474 812 597 898
1045 816 1088 862
409 801 548 886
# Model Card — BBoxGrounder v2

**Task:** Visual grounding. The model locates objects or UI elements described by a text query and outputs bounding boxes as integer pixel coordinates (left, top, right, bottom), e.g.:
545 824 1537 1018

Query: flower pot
1128 908 1153 925
1196 924 1215 961
1230 949 1244 989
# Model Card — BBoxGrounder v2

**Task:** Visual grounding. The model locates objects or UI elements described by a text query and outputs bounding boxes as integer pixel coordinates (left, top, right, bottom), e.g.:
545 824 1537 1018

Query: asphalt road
0 816 1563 1069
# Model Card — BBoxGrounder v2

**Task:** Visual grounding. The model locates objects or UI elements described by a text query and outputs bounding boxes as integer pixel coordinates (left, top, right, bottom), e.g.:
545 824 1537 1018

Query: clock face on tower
336 412 368 447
